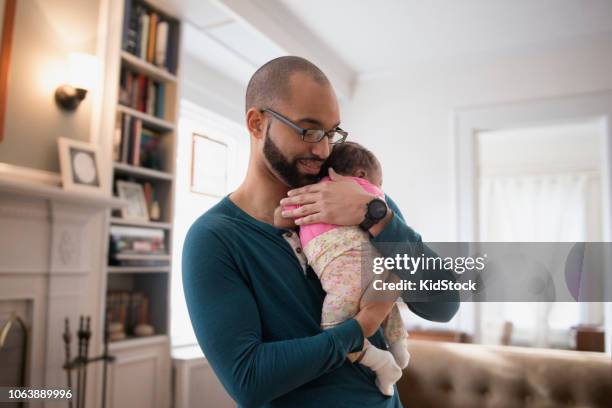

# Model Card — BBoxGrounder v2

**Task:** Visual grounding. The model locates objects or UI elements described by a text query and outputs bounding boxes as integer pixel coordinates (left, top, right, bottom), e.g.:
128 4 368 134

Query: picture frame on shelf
116 180 149 221
58 137 106 194
190 133 228 197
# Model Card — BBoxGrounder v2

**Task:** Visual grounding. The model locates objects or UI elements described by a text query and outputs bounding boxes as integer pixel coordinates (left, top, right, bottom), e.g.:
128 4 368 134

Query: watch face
369 199 387 220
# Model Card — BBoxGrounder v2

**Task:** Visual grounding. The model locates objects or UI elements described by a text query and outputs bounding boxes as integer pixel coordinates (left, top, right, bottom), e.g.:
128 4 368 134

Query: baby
274 142 409 396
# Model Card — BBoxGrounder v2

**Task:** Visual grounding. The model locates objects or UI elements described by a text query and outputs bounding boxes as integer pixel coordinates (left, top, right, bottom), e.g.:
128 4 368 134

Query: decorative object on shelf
58 137 106 194
142 182 161 220
0 0 16 143
62 316 115 408
191 133 228 197
134 296 155 337
55 53 99 111
116 180 149 221
107 291 155 339
108 322 126 342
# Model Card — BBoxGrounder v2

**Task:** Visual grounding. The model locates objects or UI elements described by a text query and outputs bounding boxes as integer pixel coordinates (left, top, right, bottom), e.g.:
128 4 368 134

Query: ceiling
277 0 612 77
167 0 612 89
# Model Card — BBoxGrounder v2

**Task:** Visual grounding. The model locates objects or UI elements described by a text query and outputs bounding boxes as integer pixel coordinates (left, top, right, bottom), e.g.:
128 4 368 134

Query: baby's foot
360 345 403 396
389 339 410 369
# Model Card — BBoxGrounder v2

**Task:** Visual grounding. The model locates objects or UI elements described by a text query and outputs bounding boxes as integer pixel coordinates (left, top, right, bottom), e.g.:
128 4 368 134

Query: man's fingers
281 203 319 218
294 212 323 225
287 183 323 196
280 192 321 206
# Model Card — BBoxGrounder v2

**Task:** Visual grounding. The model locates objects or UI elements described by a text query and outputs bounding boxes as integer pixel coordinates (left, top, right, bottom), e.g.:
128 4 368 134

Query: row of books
107 291 151 336
109 225 166 256
122 0 179 73
113 114 164 169
119 68 166 118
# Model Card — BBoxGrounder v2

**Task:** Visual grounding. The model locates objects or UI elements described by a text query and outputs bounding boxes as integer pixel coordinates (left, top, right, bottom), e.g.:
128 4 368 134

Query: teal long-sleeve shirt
182 194 459 408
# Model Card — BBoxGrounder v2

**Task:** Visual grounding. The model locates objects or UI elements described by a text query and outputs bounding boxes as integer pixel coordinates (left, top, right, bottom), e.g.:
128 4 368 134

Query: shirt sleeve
369 195 460 323
182 220 364 407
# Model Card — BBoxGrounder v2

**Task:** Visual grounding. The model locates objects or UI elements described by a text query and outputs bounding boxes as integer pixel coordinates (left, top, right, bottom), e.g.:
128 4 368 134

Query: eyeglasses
261 108 348 145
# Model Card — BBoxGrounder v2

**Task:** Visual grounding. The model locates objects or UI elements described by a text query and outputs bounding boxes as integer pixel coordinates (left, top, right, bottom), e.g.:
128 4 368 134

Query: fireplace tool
0 312 28 408
62 315 115 408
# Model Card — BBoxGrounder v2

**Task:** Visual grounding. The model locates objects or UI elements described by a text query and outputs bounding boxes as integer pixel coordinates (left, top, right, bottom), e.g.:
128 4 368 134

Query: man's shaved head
245 56 331 112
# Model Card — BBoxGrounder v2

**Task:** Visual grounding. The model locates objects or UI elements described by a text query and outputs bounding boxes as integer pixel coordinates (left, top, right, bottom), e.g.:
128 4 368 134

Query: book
139 13 150 60
155 82 165 118
166 20 179 73
147 13 158 63
120 114 131 163
155 21 168 68
131 119 143 165
110 225 166 254
113 115 122 161
121 0 135 52
146 80 156 116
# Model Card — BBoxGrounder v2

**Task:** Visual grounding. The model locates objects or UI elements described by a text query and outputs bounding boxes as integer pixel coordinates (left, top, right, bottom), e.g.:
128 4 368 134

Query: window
171 101 248 348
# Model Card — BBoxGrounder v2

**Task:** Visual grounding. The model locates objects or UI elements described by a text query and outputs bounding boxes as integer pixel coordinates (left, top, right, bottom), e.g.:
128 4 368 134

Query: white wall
343 35 612 241
180 53 246 126
0 0 100 173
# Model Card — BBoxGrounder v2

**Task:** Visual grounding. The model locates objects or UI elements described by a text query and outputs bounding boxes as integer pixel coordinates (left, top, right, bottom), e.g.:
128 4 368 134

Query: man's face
260 73 341 188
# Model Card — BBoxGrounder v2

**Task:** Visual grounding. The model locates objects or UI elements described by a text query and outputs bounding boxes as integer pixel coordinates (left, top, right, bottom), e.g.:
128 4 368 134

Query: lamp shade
68 52 99 90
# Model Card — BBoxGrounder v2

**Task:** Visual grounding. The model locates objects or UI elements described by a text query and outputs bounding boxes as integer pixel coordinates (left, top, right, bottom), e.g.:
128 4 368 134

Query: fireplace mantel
0 177 125 408
0 177 126 209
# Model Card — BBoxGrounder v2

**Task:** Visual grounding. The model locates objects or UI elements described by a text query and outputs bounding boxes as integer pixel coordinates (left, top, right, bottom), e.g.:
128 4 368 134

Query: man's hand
279 168 374 226
354 302 396 338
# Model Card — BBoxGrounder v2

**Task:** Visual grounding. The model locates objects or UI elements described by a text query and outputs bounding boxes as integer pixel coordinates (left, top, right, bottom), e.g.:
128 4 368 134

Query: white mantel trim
0 177 126 209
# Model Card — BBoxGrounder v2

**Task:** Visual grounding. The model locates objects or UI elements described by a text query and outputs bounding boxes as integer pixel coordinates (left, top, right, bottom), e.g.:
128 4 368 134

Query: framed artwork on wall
0 0 16 143
190 133 228 197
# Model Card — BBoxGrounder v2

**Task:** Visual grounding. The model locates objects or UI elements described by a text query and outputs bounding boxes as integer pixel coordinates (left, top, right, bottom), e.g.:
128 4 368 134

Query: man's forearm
367 196 460 323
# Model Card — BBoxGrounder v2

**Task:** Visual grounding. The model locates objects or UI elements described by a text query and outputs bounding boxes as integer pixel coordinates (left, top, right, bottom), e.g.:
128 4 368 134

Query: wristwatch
359 198 388 231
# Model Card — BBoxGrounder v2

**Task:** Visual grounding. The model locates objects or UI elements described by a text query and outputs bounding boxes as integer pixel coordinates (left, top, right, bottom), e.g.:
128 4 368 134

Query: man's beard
262 124 323 188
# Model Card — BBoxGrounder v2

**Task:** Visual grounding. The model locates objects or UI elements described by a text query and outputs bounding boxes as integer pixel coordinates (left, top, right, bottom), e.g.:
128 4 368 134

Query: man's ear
246 108 265 140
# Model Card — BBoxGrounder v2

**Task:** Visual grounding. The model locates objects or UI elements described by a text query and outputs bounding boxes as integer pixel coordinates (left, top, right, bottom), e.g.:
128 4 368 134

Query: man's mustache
294 157 325 164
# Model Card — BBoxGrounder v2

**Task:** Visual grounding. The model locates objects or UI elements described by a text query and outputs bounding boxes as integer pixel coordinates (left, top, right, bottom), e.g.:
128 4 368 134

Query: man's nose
310 137 331 159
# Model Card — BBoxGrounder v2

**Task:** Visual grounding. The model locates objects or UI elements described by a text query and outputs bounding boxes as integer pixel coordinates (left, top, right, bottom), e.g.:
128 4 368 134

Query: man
182 56 459 407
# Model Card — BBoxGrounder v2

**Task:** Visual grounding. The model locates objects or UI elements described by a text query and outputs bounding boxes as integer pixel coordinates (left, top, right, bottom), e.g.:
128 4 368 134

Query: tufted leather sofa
396 340 612 408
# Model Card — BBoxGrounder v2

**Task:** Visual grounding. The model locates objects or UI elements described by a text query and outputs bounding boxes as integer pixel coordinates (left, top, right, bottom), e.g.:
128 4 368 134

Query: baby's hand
274 205 296 229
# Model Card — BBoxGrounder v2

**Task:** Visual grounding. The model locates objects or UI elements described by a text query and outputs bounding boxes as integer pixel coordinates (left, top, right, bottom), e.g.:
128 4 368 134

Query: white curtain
478 172 591 347
479 173 588 242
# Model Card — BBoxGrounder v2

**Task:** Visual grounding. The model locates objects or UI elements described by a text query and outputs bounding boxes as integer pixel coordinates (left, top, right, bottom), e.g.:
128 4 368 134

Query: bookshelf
98 0 181 407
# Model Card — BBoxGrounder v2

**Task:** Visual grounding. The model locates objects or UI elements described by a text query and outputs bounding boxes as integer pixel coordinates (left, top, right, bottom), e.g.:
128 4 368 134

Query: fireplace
0 180 122 408
0 300 30 407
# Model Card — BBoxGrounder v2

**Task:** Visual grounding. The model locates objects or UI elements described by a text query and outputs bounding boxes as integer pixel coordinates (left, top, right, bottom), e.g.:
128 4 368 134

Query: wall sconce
55 52 99 111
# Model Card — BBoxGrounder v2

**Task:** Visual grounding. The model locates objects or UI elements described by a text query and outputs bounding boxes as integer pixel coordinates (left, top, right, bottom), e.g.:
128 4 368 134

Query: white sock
359 345 403 396
389 339 410 369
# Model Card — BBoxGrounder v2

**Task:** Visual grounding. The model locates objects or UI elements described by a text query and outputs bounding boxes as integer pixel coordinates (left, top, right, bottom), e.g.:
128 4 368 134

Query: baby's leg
382 303 410 369
319 248 364 328
318 251 402 396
